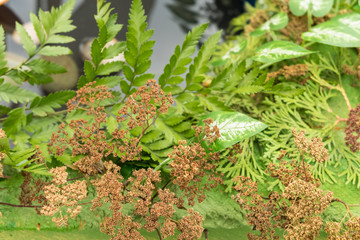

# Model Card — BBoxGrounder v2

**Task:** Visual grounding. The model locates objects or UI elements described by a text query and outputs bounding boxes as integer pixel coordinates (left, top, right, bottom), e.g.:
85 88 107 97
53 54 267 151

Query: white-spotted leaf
200 111 267 152
289 0 333 17
251 12 288 37
302 13 360 47
252 41 315 64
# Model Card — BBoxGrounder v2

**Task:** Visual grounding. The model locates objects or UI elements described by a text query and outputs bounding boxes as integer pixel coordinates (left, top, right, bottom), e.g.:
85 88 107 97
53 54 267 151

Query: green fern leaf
186 30 222 87
0 83 38 104
29 13 46 45
163 114 187 126
159 23 208 87
97 61 123 75
155 117 185 144
235 86 264 94
123 0 154 90
37 46 72 56
198 95 232 111
24 116 59 132
38 0 76 40
172 121 192 133
2 108 26 137
0 26 7 71
25 58 66 74
30 91 76 116
147 139 173 151
15 22 37 57
141 129 164 144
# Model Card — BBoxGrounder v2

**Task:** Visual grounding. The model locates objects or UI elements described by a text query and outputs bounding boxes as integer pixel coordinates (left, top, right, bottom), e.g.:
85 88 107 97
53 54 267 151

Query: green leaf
94 76 123 88
251 12 288 36
97 61 123 75
200 111 267 152
30 90 76 116
37 46 72 56
289 0 333 17
25 58 66 74
186 30 222 86
155 118 185 144
120 79 130 93
30 13 45 44
302 14 360 47
3 108 26 137
147 139 173 151
106 115 118 133
133 73 155 86
235 85 264 94
46 34 75 44
212 41 247 67
15 22 37 57
159 23 208 87
141 129 164 144
124 0 154 85
39 0 76 36
0 26 7 70
0 83 38 104
252 41 315 64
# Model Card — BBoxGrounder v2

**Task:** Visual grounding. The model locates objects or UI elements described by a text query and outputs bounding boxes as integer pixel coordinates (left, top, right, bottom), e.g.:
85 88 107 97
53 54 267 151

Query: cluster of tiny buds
40 166 87 227
0 129 7 178
292 129 329 163
169 119 223 206
345 103 360 152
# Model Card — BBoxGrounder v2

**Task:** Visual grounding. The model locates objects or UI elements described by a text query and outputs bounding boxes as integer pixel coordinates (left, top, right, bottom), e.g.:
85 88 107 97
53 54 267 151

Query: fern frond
0 26 7 74
0 83 38 104
123 0 154 94
30 90 76 116
78 1 124 88
185 30 222 88
37 0 76 44
159 23 208 88
2 108 26 137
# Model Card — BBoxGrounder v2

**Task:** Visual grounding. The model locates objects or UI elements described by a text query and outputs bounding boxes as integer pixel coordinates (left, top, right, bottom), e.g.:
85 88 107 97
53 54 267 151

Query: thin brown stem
204 228 208 240
0 202 42 208
338 85 352 111
331 198 353 218
151 179 171 202
156 228 163 240
66 175 84 181
301 155 308 182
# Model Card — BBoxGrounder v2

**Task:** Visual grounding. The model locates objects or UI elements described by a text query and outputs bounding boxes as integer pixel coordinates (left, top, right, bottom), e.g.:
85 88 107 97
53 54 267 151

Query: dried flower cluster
266 64 308 82
0 128 7 178
169 118 223 206
91 160 204 240
233 131 334 240
40 166 87 227
345 103 360 152
49 80 173 175
113 79 173 162
49 82 114 175
19 171 48 214
292 129 329 163
326 217 360 239
87 80 213 240
228 143 242 164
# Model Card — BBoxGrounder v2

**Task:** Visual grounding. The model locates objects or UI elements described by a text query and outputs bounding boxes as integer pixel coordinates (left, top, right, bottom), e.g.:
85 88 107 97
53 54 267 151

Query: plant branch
156 228 163 240
151 179 172 202
337 85 352 111
0 202 42 208
331 198 353 218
